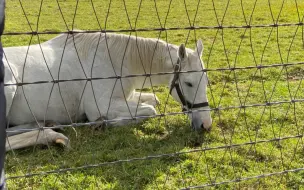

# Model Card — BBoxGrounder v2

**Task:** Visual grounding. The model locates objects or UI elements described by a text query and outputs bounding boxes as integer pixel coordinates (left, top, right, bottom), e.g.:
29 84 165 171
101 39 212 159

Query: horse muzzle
191 110 212 131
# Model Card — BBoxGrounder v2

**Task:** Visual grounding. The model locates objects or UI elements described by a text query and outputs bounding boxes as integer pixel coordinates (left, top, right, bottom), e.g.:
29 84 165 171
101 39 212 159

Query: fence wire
3 0 304 189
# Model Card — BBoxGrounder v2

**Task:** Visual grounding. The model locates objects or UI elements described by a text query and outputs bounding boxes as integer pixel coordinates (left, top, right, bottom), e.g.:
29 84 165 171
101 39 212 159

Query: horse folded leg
6 122 40 137
6 129 70 151
107 116 146 127
6 121 64 137
106 102 157 127
132 92 160 107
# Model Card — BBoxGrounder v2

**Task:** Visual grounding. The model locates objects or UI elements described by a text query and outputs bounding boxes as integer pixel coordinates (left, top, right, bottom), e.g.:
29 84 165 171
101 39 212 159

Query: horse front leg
130 91 160 107
97 99 158 127
6 121 70 151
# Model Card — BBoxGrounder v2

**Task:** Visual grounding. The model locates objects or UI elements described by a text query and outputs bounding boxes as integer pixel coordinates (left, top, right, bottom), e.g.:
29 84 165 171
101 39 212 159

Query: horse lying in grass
4 32 212 151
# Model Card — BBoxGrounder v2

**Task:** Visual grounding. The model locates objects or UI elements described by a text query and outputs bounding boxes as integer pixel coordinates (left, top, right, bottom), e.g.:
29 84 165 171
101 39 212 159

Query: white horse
4 32 212 151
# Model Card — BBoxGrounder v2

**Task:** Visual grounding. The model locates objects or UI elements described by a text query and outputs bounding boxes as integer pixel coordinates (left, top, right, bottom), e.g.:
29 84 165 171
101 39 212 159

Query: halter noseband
169 59 209 111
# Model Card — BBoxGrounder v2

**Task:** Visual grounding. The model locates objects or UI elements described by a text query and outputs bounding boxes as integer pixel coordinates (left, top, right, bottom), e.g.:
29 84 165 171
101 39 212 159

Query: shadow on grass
6 106 304 189
5 116 212 189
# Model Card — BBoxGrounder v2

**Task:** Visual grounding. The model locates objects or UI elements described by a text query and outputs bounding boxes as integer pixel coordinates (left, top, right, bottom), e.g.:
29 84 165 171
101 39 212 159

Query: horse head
169 40 212 131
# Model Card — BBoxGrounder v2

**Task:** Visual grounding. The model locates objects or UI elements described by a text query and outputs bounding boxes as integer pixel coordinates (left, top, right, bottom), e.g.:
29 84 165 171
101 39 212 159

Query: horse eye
185 82 193 87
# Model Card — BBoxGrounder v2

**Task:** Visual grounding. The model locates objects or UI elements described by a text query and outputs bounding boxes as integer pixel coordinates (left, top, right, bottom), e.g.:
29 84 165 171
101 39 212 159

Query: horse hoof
44 120 64 132
92 116 107 131
93 123 106 131
154 96 160 105
55 138 71 149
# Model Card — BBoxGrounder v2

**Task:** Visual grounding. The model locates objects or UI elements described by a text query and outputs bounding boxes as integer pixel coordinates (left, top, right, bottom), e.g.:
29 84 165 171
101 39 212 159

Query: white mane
44 31 179 74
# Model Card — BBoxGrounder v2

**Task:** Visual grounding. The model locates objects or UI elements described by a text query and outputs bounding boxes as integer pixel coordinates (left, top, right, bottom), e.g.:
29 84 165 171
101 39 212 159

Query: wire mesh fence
2 0 304 189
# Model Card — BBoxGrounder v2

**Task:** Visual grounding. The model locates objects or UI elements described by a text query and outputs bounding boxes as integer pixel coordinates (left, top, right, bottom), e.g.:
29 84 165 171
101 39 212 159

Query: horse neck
79 33 179 88
139 43 179 88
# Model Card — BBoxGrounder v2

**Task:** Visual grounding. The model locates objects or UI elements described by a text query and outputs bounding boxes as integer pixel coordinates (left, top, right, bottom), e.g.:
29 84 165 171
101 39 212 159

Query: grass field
3 0 304 189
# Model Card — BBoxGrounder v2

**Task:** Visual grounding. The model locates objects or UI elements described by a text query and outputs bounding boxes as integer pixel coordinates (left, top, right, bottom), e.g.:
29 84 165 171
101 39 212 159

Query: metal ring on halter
169 58 209 111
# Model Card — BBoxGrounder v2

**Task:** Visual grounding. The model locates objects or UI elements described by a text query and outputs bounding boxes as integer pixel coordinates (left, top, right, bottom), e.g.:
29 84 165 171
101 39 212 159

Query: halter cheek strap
169 59 209 111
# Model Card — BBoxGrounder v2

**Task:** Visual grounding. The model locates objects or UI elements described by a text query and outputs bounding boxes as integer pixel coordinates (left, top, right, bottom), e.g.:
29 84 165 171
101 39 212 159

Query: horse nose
201 118 212 131
191 112 212 131
201 123 211 132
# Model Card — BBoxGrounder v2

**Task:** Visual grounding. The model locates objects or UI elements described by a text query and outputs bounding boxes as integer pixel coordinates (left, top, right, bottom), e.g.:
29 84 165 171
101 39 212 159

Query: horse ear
195 39 203 57
178 44 188 61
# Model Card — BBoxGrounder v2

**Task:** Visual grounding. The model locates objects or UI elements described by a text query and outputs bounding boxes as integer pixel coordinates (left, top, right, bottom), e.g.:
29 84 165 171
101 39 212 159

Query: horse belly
8 83 85 125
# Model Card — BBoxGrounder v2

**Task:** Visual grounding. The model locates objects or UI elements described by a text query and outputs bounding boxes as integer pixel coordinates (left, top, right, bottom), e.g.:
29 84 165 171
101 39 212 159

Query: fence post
0 0 6 189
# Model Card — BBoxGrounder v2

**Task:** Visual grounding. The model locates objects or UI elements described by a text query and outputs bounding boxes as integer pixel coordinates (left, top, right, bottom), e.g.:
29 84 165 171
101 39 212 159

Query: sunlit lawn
3 0 304 189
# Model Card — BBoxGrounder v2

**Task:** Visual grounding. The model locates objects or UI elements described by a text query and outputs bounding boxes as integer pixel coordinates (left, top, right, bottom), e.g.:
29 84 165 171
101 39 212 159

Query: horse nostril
201 123 204 129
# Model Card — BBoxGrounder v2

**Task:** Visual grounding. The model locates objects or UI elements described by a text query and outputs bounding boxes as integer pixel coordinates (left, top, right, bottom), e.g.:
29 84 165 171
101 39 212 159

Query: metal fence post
0 0 6 189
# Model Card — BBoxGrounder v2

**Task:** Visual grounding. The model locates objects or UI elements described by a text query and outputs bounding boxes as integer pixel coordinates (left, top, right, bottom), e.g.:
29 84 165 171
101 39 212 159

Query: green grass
3 0 304 189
